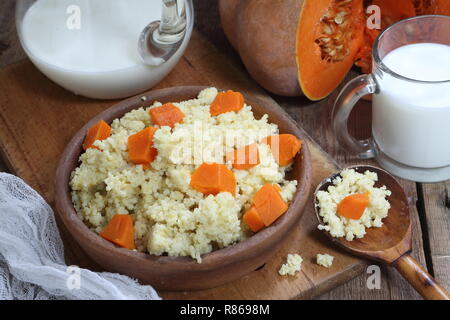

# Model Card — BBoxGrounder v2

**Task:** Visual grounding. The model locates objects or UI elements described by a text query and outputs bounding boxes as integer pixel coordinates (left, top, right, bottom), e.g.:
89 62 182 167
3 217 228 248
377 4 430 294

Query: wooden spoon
314 165 450 300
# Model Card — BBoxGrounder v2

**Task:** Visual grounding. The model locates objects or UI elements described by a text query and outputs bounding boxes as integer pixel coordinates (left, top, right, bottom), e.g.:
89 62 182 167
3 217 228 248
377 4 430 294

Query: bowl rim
54 86 312 270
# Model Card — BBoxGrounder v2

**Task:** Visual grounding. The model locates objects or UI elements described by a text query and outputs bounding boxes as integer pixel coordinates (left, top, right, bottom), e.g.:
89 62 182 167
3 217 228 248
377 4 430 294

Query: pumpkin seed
337 0 352 6
323 24 333 35
316 0 353 63
335 15 344 24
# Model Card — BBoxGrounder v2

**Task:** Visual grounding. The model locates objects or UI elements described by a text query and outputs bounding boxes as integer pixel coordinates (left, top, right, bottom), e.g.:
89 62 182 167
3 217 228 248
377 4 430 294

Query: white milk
19 0 189 99
372 43 450 168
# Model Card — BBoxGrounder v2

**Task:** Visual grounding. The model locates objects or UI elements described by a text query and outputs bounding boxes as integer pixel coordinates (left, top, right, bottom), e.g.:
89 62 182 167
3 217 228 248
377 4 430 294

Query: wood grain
421 182 450 291
0 0 447 300
0 0 26 68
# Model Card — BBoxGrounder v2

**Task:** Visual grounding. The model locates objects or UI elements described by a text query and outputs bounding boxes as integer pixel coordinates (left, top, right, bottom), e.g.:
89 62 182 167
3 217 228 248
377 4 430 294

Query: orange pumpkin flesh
435 0 450 14
413 0 450 15
296 0 365 100
374 0 416 27
355 0 416 73
355 0 450 74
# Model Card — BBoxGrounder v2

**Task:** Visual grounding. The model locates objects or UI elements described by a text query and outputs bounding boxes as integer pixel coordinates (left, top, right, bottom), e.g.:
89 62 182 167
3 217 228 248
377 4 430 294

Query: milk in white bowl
18 0 192 99
372 43 450 169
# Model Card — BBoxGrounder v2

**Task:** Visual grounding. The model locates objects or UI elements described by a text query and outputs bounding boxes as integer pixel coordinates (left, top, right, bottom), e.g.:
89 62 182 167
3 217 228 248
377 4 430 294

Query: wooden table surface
1 0 448 300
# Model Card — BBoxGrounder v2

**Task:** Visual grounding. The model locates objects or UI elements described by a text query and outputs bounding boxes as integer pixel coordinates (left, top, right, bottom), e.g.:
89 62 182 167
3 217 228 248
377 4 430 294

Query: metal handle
332 74 379 159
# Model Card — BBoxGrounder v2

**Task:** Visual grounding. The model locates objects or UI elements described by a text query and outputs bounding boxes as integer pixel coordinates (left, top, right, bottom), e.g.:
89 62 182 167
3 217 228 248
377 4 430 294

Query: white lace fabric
0 173 160 300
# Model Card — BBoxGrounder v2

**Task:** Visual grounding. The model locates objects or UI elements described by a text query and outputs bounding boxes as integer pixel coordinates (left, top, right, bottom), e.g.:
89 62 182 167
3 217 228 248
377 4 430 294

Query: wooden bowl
54 86 312 291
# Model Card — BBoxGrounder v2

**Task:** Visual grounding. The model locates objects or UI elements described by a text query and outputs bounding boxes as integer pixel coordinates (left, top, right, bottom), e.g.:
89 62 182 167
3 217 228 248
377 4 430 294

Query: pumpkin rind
236 0 304 97
218 0 241 50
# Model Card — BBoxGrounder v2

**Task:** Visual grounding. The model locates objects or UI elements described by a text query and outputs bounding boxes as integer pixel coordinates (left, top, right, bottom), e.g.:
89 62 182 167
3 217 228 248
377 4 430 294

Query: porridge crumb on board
316 169 391 241
279 254 303 276
316 253 334 268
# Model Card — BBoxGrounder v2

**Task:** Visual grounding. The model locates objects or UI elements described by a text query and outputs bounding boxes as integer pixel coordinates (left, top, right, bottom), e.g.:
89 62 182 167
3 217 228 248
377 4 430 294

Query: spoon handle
393 254 450 300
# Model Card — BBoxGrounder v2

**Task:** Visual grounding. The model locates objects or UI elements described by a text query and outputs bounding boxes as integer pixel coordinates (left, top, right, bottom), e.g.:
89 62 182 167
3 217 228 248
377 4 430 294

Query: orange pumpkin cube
100 214 136 250
210 90 244 116
190 163 236 196
252 184 288 226
127 127 158 166
263 134 302 166
149 103 184 128
225 144 260 170
337 192 370 220
82 120 111 150
243 206 265 232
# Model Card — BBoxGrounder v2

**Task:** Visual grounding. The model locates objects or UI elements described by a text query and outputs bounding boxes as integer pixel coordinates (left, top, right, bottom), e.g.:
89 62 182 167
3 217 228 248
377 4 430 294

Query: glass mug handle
138 0 192 66
156 0 187 44
332 74 379 159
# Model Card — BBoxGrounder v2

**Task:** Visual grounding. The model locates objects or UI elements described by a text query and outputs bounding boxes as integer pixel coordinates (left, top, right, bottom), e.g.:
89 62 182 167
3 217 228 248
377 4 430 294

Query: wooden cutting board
0 31 367 299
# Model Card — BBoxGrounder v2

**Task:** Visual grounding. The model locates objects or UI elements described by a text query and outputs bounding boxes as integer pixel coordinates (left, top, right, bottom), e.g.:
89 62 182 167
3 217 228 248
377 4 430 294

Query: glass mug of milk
16 0 194 99
333 15 450 183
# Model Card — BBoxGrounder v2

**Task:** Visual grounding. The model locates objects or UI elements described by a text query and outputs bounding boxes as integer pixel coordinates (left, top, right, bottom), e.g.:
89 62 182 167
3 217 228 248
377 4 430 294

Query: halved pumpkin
219 0 449 100
296 0 365 100
221 0 366 99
